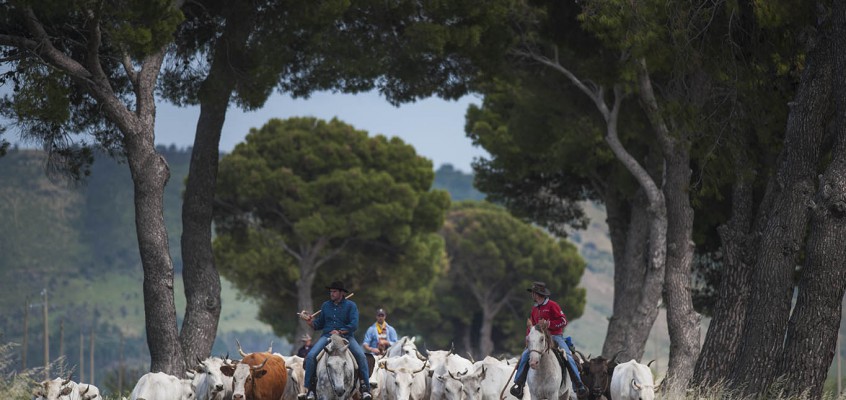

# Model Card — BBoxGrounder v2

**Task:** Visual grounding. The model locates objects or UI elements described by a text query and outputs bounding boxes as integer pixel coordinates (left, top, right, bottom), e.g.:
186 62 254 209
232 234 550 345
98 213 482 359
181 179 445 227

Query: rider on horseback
510 281 588 399
362 308 398 376
300 280 373 400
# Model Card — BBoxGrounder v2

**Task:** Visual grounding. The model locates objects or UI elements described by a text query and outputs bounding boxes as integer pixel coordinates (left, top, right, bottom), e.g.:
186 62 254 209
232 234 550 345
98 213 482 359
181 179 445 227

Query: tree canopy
424 201 585 357
213 117 451 339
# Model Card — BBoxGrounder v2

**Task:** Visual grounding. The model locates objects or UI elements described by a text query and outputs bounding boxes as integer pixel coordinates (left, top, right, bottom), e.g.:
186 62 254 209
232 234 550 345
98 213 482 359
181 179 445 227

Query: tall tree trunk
296 262 318 341
661 148 700 389
779 5 846 397
728 21 833 395
691 164 759 387
478 303 495 358
602 189 660 361
179 1 255 366
126 126 184 375
634 59 700 388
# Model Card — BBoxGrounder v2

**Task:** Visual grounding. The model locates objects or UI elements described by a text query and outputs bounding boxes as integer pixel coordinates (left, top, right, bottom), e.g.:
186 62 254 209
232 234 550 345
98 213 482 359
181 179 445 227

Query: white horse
526 320 572 400
316 334 357 400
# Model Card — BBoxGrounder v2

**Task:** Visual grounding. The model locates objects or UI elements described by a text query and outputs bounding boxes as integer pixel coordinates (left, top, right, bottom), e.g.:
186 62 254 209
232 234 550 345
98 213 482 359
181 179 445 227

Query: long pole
22 299 29 370
59 319 64 362
89 328 95 385
42 288 49 380
79 332 84 383
119 331 124 394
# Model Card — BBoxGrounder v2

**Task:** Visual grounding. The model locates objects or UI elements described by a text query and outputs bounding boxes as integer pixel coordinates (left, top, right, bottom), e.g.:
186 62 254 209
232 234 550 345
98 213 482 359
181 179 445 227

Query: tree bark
179 1 256 367
779 4 846 397
602 189 659 362
478 303 496 358
635 61 700 388
728 19 833 395
296 261 318 342
691 164 759 387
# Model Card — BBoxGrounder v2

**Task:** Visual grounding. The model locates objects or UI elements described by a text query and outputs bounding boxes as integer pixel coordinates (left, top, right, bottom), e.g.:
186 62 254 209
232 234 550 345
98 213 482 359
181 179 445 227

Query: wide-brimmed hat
527 281 551 297
326 280 349 293
376 308 387 316
301 334 312 342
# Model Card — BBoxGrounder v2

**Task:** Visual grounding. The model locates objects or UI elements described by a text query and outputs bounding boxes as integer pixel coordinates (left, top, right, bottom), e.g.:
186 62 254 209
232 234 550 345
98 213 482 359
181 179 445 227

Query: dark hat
527 281 551 297
326 280 349 292
376 308 386 316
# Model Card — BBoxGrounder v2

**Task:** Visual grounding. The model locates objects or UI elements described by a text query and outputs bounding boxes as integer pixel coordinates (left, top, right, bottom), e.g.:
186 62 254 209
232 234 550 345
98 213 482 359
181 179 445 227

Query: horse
316 334 357 400
526 320 572 400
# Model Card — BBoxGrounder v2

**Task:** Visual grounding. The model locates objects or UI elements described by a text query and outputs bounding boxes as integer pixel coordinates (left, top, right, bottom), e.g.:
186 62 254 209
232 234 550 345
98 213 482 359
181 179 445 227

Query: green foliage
428 201 586 354
107 0 184 58
213 117 451 338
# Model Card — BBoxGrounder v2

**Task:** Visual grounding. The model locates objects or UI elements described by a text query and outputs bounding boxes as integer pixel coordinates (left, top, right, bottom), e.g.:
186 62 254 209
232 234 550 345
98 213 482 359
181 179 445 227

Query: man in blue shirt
362 308 398 374
301 281 371 400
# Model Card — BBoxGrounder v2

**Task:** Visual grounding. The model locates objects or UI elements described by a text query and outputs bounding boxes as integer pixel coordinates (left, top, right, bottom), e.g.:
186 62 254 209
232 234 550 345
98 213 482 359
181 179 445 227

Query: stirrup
510 383 524 398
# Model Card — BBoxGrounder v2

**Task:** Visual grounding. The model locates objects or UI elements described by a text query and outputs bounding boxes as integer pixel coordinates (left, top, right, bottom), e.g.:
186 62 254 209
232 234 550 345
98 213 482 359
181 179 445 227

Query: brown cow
222 351 288 400
578 351 622 400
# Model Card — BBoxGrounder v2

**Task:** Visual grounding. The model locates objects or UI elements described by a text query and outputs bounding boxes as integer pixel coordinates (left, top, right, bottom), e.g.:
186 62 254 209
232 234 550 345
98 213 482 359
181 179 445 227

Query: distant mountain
433 164 485 201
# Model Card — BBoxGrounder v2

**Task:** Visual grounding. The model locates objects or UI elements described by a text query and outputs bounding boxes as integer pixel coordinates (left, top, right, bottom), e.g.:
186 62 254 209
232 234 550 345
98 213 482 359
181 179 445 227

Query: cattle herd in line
31 336 657 400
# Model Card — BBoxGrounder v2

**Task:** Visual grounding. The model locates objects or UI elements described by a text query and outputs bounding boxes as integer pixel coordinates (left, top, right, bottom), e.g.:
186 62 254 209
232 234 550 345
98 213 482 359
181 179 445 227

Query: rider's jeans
514 334 585 388
304 334 371 391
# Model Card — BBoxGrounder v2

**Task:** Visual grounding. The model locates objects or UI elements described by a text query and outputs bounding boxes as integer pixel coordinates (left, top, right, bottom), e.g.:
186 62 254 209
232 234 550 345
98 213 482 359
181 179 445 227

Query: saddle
551 341 582 393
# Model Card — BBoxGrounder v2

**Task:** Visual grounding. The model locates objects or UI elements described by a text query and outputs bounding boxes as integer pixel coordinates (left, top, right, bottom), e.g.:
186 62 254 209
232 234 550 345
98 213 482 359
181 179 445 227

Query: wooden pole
79 332 84 383
119 331 124 394
59 319 64 362
42 288 49 380
89 328 95 385
22 299 29 370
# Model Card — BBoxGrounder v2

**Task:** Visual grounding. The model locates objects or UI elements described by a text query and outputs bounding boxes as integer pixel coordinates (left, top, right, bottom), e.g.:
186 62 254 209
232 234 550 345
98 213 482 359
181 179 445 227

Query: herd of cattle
31 336 657 400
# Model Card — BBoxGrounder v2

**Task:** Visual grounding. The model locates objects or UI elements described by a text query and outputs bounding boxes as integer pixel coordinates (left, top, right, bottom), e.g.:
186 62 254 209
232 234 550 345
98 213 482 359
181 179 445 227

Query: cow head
582 356 612 400
457 366 486 400
383 356 428 400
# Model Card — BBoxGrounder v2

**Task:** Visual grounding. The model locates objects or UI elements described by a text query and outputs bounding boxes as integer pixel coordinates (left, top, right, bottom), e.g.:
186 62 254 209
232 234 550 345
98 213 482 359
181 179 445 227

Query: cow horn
267 341 273 353
610 349 625 363
80 384 90 395
197 355 206 367
236 339 248 357
414 350 428 362
448 370 460 380
631 379 642 390
647 359 655 368
448 342 455 355
466 352 476 363
63 365 76 385
413 360 428 374
575 350 588 363
224 351 230 360
251 357 269 370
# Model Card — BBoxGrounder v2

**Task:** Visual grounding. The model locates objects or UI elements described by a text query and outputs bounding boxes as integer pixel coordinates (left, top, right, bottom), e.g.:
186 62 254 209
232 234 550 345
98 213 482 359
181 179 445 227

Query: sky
154 90 488 173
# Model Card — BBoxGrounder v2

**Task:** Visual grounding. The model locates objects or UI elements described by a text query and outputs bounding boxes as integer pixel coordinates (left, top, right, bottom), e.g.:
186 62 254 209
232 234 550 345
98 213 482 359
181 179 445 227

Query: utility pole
42 288 49 380
22 298 29 370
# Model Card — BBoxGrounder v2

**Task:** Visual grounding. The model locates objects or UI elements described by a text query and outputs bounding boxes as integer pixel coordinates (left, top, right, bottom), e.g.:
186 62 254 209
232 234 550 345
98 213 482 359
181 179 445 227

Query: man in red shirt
510 281 587 399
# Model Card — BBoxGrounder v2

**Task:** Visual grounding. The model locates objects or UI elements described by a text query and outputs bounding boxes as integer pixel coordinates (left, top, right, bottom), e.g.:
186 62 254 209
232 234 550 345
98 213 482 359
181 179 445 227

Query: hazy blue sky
155 90 487 173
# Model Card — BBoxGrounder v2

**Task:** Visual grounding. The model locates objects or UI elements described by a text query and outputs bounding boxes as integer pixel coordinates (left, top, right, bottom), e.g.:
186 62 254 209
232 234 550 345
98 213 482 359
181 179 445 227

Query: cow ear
437 375 446 382
221 365 235 377
255 369 268 379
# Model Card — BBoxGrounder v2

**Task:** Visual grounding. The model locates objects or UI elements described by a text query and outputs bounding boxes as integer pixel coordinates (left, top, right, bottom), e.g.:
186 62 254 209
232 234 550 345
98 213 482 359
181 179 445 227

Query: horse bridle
528 326 552 358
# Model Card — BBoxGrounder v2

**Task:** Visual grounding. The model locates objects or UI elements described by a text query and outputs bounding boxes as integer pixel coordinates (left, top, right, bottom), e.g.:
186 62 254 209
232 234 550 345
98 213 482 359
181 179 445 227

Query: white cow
281 355 305 400
189 356 233 400
460 356 528 400
610 360 656 400
77 383 101 400
430 353 473 400
130 371 195 400
380 354 429 400
33 377 81 400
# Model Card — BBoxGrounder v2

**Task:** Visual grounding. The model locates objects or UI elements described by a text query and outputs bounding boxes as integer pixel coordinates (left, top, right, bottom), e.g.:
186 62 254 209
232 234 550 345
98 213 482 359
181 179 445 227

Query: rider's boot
360 382 372 400
510 366 528 398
